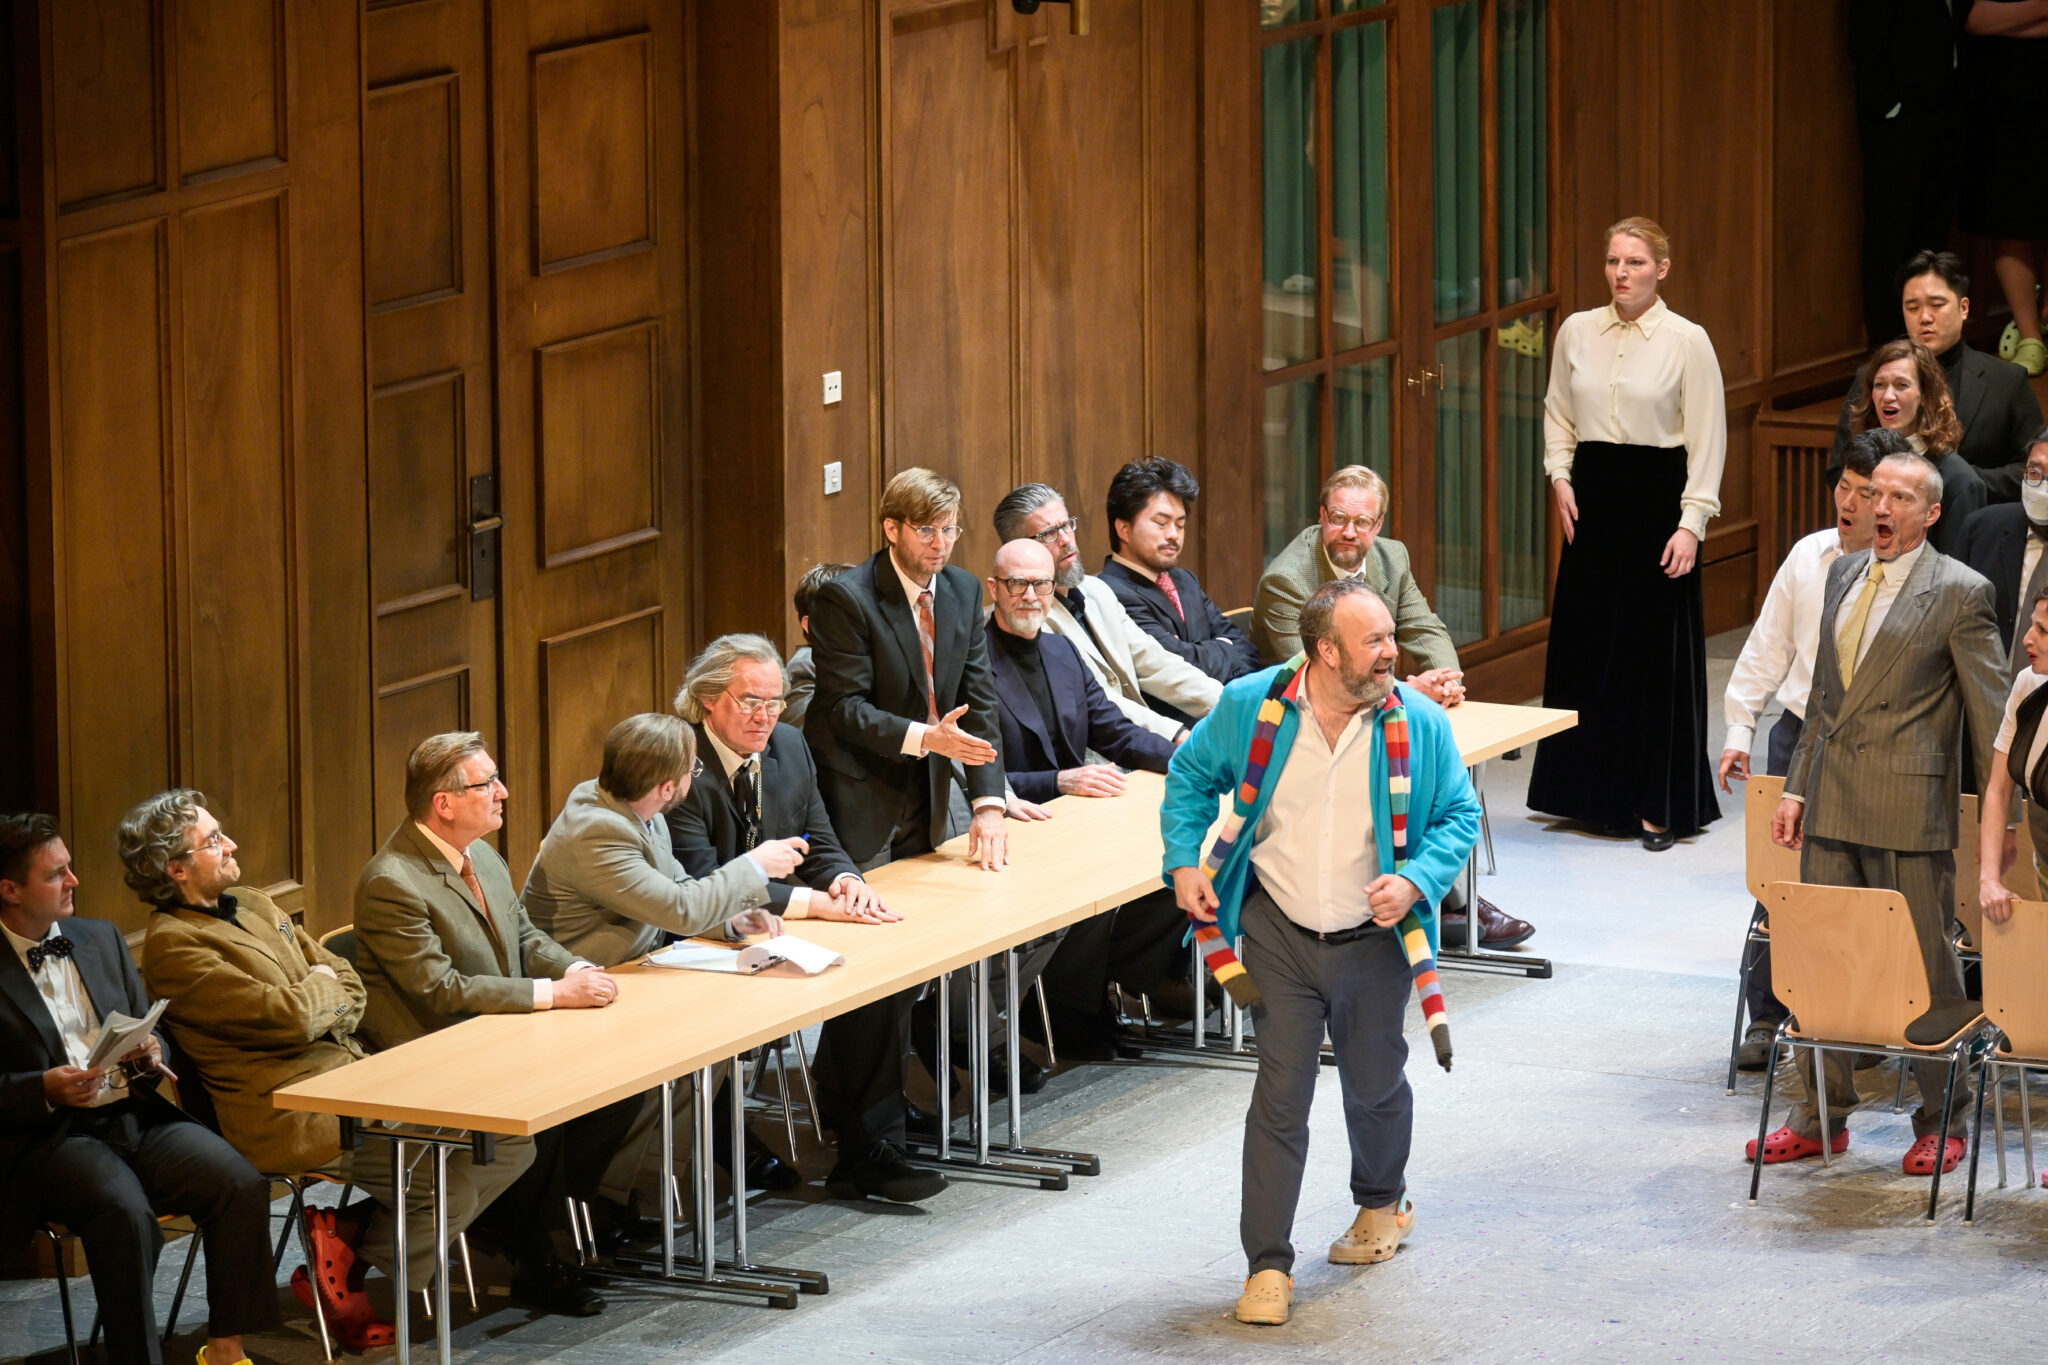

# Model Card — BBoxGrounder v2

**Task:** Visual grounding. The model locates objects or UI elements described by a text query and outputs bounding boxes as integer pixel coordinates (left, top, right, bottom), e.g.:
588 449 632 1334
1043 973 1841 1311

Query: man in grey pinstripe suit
1767 451 2006 1175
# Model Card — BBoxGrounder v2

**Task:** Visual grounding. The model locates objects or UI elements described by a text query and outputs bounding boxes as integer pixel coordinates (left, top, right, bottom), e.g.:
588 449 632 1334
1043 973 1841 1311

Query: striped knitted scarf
1193 659 1453 1071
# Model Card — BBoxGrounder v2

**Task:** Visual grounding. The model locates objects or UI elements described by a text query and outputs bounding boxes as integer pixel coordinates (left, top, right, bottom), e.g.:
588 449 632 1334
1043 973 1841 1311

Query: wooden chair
1726 776 1801 1092
1748 880 1988 1223
1964 897 2048 1222
1220 605 1253 628
1954 794 2038 958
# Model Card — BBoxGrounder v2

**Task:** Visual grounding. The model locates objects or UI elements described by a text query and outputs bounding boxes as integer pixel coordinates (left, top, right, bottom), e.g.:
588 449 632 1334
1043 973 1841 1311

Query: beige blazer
1786 546 2006 852
1251 524 1461 671
1038 575 1221 740
354 821 581 1052
522 778 767 967
142 886 365 1174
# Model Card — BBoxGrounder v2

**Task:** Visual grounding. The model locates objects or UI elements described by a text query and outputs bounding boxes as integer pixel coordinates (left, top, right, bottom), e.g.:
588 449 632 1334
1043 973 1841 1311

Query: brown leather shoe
1474 898 1534 948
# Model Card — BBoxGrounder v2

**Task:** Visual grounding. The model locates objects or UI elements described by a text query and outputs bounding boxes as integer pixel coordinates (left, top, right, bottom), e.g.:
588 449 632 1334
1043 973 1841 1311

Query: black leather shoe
588 1193 660 1256
511 1260 605 1317
826 1140 948 1203
1640 827 1676 852
745 1145 801 1192
987 1054 1051 1096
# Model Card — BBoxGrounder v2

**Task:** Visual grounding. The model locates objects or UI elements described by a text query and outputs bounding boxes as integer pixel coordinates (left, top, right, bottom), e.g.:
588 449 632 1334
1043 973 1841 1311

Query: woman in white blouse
1843 338 1978 555
1528 217 1726 852
1978 589 2048 926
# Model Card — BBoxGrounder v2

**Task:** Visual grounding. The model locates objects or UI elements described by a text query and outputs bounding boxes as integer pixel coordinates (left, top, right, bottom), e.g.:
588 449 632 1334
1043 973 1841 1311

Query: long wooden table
275 697 1575 1361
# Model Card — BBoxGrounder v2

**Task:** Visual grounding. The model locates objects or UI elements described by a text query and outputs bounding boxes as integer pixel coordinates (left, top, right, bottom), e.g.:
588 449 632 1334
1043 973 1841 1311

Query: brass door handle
1406 368 1442 390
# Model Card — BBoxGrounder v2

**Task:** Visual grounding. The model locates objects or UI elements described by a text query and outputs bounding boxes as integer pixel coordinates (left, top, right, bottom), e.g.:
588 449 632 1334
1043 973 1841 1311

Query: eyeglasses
689 758 705 779
2028 468 2048 489
724 690 788 717
1028 516 1079 546
909 523 964 544
996 576 1055 598
176 830 226 861
1323 511 1383 535
458 771 504 793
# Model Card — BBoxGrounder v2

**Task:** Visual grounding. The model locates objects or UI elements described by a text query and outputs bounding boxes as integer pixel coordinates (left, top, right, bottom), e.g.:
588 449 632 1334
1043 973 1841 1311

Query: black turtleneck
155 890 239 923
992 626 1082 768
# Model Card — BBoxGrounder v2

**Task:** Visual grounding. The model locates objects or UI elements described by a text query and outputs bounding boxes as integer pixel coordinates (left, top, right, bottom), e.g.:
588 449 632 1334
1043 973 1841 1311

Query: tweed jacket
353 820 583 1052
1251 524 1461 672
1038 575 1221 742
1785 545 2006 852
143 886 364 1174
524 777 768 967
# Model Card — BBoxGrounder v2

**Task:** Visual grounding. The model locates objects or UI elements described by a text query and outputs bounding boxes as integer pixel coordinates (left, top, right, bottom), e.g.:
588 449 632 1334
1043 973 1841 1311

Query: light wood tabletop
273 699 1576 1135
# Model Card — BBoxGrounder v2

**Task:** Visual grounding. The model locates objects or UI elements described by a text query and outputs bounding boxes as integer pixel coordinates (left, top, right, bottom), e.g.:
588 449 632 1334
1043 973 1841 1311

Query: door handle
1406 367 1442 391
469 473 500 602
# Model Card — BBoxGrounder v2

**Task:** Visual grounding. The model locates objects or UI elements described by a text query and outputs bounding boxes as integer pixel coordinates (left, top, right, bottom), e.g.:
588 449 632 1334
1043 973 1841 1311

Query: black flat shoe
588 1193 660 1256
1640 828 1676 852
825 1140 948 1203
745 1146 802 1192
511 1261 605 1317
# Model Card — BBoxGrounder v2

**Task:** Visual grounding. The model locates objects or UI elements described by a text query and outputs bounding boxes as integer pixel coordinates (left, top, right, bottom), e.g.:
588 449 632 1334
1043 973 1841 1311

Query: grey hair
1298 579 1392 658
116 789 207 906
675 633 786 723
1877 449 1943 507
992 482 1065 542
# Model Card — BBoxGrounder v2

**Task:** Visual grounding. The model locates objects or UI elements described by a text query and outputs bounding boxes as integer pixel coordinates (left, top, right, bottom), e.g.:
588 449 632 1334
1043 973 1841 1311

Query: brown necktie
1156 571 1186 622
916 588 940 724
457 853 503 956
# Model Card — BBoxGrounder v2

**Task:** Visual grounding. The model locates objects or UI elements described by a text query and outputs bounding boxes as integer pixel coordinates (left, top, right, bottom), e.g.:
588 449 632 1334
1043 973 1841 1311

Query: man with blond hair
354 731 636 1317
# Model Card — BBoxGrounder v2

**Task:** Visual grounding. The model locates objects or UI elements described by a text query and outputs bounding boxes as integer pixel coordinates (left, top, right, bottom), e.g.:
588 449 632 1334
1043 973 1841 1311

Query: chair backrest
1221 606 1253 627
1745 775 1799 901
1763 880 1933 1047
319 924 357 968
1955 794 2041 950
1981 898 2048 1058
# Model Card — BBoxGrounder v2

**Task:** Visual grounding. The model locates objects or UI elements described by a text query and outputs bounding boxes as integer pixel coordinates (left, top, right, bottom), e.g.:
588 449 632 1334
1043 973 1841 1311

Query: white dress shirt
413 822 592 1009
1247 685 1379 933
1831 539 1927 671
3 920 127 1106
1542 297 1729 540
888 557 1003 813
702 726 858 918
1723 527 1846 755
1994 668 2048 779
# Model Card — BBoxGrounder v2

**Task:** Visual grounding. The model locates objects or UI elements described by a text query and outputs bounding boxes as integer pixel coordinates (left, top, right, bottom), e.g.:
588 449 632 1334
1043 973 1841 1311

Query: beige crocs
1234 1268 1294 1325
1328 1196 1415 1264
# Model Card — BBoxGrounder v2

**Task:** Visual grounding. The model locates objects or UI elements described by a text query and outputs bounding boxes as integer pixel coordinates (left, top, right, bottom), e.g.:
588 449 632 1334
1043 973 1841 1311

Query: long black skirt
1527 442 1721 838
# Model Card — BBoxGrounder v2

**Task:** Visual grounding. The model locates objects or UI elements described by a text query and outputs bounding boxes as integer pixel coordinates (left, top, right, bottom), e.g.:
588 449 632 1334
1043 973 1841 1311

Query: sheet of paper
761 934 843 975
647 942 753 972
87 998 167 1069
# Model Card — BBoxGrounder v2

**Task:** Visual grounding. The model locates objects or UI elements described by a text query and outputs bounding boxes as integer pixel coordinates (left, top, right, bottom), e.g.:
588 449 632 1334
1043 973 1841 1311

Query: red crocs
1745 1125 1850 1163
1901 1134 1965 1176
296 1208 396 1351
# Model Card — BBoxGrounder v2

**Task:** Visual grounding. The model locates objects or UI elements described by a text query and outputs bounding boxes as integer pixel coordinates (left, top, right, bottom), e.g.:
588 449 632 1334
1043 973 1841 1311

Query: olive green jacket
1250 524 1460 672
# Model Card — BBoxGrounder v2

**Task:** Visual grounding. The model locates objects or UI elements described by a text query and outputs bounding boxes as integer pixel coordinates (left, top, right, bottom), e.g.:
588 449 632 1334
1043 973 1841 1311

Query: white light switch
823 371 842 405
824 462 843 495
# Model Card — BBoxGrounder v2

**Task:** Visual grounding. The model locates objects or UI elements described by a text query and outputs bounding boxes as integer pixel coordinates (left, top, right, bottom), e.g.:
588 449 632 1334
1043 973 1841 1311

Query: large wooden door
490 0 694 860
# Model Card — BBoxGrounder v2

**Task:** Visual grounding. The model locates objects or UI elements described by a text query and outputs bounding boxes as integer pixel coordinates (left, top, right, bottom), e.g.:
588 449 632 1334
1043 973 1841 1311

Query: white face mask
2023 479 2048 528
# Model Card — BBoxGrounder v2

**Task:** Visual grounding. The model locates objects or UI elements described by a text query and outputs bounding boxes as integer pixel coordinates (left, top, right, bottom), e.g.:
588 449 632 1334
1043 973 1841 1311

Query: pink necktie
916 589 940 723
1157 572 1186 622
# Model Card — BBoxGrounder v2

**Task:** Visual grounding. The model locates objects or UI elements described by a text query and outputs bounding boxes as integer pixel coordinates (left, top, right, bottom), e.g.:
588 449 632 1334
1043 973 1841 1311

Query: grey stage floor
9 627 2048 1364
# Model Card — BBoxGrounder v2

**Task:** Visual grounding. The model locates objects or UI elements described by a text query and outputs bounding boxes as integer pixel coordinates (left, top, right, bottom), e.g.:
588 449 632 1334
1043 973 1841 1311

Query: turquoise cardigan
1158 670 1482 953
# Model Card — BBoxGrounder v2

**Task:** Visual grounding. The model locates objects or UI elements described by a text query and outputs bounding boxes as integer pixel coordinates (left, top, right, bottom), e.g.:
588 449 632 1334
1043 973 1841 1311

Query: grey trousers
1788 836 1971 1140
340 1129 536 1284
1239 891 1413 1276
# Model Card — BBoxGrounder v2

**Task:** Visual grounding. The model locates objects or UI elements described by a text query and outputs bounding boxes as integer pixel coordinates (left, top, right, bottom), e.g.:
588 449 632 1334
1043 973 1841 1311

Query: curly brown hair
1848 339 1963 454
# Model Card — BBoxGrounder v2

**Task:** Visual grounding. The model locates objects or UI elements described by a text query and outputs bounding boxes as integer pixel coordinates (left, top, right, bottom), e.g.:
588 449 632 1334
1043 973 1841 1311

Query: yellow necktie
1836 561 1886 688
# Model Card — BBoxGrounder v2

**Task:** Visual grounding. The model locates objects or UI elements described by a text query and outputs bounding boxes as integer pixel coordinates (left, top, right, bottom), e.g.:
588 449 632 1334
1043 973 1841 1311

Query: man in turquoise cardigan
1161 580 1480 1327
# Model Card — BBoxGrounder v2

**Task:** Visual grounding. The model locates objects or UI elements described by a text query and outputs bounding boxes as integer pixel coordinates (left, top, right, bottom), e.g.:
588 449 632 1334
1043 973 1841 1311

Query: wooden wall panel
53 221 174 915
1018 7 1148 547
883 2 1017 575
364 75 463 310
538 607 662 831
175 0 285 180
369 372 467 613
50 0 163 211
1772 0 1863 385
531 33 654 272
179 191 298 894
0 245 28 812
1145 0 1203 575
373 667 468 842
536 320 662 566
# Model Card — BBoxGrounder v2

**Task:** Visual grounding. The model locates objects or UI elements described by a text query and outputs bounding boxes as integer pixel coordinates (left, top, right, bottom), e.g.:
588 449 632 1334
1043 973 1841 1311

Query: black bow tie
27 935 73 972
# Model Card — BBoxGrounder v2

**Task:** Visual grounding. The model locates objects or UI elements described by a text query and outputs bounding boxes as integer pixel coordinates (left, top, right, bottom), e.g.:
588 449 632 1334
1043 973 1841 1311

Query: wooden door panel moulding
175 0 288 181
529 31 656 274
50 0 167 213
369 367 470 612
373 663 472 846
538 603 665 823
365 71 465 312
51 163 295 243
533 317 664 569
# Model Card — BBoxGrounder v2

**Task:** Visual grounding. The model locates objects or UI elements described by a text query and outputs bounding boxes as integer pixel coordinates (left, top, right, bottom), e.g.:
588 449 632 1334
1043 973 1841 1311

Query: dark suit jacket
804 550 1008 861
983 619 1178 805
1830 340 2043 503
668 722 862 904
1958 501 2033 651
1 916 178 1232
1098 558 1261 689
